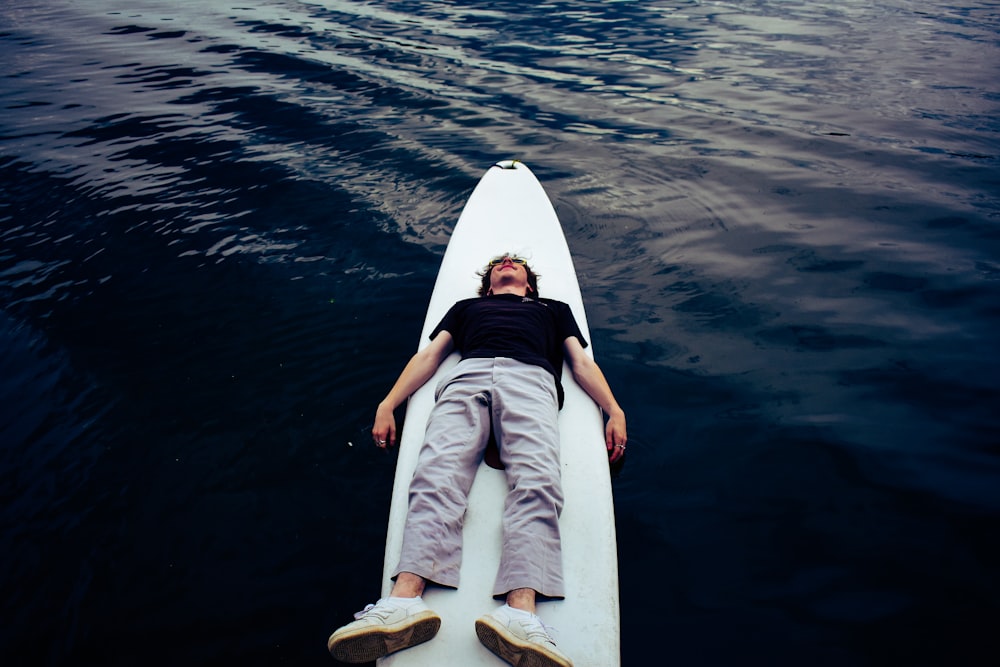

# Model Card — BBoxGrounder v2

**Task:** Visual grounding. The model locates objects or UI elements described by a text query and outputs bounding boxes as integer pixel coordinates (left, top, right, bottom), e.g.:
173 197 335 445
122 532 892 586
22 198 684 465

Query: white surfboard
380 160 619 666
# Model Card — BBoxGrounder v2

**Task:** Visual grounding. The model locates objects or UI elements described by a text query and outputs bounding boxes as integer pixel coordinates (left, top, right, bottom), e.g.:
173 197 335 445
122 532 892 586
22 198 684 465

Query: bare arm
564 336 628 463
372 331 455 448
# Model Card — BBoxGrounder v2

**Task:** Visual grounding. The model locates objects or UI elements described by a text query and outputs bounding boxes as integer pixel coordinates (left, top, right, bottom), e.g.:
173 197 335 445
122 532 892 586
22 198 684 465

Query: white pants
393 357 565 599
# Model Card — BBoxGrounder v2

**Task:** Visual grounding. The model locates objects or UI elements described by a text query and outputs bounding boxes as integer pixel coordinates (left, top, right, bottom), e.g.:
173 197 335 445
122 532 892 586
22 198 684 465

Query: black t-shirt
429 293 588 407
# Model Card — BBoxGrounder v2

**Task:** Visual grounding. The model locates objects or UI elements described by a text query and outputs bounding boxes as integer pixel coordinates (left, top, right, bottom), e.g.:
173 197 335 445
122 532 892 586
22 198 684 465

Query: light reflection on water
1 0 998 665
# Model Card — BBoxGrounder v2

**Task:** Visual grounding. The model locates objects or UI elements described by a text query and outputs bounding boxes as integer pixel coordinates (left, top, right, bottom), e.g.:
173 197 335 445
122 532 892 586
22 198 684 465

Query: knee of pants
503 452 562 494
506 478 564 516
408 478 471 526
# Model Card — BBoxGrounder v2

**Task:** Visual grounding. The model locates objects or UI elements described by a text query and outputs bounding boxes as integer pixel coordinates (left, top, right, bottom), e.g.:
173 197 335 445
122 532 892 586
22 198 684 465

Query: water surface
2 1 998 665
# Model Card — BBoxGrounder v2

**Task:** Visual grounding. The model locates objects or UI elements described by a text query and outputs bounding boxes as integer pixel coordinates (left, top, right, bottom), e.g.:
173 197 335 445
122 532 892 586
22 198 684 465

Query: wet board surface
380 160 619 666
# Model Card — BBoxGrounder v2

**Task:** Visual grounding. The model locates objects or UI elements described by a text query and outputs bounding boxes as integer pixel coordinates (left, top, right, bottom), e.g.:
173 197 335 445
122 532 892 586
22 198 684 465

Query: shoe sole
328 611 441 663
475 616 573 667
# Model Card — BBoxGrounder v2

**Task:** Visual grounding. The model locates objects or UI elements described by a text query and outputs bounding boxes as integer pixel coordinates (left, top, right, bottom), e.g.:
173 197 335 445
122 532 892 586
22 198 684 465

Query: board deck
380 160 619 666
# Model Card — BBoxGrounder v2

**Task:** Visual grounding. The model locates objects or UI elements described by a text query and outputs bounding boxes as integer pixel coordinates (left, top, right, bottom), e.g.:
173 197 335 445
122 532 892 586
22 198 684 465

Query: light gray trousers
393 357 565 599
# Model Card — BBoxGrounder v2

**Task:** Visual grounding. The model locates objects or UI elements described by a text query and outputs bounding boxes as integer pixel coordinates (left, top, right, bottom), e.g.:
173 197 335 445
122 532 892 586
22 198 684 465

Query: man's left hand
605 410 627 464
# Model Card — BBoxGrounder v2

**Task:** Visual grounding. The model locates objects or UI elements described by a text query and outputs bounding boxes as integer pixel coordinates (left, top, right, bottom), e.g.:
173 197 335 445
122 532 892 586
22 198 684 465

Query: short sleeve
555 301 588 349
429 299 469 342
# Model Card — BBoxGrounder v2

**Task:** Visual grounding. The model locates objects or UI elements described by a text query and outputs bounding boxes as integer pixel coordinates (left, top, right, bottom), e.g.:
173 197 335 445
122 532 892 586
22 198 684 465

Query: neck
491 286 528 297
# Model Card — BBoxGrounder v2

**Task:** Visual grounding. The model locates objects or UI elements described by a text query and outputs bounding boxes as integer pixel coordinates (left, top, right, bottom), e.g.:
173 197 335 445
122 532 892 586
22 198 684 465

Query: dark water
2 1 999 665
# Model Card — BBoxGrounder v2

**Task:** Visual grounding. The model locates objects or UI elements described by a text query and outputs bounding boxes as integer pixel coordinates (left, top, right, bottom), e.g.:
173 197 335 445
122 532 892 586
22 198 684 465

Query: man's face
488 255 530 293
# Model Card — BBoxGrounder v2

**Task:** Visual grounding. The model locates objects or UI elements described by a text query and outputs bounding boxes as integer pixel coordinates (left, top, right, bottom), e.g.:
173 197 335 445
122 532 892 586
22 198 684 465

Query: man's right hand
372 402 397 448
369 331 455 450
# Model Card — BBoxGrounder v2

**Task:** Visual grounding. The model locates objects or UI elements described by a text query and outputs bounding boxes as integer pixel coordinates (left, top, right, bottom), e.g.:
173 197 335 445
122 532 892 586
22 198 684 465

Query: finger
610 439 626 462
606 442 621 462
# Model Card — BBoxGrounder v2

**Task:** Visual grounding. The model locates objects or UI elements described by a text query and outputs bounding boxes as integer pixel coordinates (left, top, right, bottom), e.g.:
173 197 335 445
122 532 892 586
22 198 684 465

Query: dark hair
477 258 541 297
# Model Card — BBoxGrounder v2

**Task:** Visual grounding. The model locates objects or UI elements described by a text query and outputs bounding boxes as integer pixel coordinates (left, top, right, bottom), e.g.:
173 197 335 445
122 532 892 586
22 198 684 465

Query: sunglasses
487 255 528 267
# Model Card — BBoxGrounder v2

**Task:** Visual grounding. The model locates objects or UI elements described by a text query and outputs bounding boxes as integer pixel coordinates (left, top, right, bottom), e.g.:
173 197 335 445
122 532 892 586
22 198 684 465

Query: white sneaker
327 597 441 663
475 605 573 667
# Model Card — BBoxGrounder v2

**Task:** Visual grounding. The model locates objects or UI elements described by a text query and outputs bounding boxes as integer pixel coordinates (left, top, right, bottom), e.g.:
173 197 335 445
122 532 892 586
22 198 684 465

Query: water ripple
2 1 999 665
